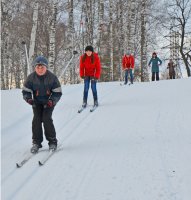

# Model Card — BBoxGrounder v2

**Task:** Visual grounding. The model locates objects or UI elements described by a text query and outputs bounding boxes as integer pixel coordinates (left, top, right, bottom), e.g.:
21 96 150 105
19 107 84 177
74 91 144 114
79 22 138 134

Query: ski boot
31 144 42 154
82 100 87 108
94 100 98 107
49 143 57 151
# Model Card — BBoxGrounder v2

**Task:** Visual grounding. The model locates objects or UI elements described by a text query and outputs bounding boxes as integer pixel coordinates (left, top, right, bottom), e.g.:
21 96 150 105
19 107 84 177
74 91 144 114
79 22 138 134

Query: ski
78 106 86 113
120 82 132 86
90 105 98 112
16 153 36 168
38 149 57 166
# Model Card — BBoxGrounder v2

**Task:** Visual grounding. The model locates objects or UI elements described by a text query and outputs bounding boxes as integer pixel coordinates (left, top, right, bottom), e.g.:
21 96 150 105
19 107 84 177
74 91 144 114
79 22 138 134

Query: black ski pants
152 72 159 81
32 104 57 146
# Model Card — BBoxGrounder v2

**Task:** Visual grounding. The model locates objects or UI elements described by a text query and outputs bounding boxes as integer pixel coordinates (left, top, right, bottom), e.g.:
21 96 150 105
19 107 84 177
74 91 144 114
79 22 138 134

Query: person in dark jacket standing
22 56 62 153
80 45 101 107
148 52 162 81
167 59 176 79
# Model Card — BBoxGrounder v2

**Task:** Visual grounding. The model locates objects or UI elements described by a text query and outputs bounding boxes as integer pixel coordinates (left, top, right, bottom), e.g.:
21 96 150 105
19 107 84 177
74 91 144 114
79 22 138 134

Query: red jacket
80 53 101 79
122 55 135 69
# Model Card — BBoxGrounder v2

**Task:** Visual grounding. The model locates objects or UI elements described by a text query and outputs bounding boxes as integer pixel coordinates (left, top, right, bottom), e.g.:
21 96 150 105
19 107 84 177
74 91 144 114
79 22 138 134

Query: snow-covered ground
1 78 191 200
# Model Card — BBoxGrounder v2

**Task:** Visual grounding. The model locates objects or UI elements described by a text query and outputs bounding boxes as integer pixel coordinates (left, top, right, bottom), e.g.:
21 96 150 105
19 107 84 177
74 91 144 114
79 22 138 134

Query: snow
1 78 191 200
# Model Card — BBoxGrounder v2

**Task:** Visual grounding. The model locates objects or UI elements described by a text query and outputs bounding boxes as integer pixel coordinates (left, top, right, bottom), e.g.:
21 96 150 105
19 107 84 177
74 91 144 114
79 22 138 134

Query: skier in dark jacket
167 59 176 79
148 52 162 81
22 56 62 153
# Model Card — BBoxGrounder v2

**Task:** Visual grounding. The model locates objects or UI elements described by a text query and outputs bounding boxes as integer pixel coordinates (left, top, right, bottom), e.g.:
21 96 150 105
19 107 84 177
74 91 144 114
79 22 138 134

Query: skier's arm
131 56 135 69
22 77 33 101
95 56 101 79
148 59 152 66
158 58 162 65
50 77 62 105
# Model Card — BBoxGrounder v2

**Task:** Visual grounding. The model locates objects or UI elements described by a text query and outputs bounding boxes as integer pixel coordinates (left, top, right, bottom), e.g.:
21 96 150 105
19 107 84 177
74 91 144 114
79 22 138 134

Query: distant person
22 56 62 153
80 45 101 107
122 51 135 84
167 59 176 79
148 52 162 81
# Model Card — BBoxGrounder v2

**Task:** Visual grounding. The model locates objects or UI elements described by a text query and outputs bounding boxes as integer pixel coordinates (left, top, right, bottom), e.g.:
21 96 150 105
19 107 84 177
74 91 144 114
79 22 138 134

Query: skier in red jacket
80 45 101 107
122 51 135 84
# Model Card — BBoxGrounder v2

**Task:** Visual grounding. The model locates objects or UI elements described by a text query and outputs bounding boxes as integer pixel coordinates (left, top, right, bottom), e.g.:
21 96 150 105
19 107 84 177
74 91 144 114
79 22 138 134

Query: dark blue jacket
22 70 62 105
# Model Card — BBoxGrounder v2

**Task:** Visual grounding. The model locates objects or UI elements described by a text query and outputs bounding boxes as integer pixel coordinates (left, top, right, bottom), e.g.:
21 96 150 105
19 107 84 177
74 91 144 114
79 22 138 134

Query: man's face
86 51 93 56
35 64 47 76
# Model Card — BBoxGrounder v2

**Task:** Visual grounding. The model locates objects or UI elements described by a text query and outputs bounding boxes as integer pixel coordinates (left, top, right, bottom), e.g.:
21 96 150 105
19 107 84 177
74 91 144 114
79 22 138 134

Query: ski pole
22 41 30 75
59 50 78 80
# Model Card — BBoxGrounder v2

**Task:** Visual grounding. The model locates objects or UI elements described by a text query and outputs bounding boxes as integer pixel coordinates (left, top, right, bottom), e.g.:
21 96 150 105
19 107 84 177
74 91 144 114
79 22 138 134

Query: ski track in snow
2 82 123 199
1 79 191 200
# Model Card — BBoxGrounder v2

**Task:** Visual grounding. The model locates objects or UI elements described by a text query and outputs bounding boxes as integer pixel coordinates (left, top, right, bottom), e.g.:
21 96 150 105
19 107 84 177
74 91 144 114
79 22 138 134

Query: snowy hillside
1 78 191 200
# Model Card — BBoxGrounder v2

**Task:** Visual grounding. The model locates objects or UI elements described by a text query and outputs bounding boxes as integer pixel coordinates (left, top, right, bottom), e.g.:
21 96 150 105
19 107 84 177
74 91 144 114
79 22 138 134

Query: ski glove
91 77 98 81
27 99 34 105
44 100 54 108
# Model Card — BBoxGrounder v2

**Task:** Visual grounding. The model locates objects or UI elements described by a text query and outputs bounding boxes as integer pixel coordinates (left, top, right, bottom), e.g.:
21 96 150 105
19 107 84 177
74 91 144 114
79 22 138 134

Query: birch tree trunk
68 0 74 48
85 0 93 45
97 0 104 54
140 0 149 82
68 0 75 83
28 1 39 74
1 0 10 89
109 0 114 81
48 0 58 73
117 0 124 80
127 0 136 53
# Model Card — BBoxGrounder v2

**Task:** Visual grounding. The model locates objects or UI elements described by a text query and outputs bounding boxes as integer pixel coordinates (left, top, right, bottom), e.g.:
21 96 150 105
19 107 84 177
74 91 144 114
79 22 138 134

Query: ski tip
38 161 44 166
16 163 21 168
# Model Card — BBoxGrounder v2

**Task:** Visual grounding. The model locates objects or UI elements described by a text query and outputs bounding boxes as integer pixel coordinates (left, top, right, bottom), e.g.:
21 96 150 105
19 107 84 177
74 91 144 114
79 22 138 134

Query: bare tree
97 0 104 54
109 0 114 80
140 0 149 81
28 1 39 74
48 0 58 73
85 0 93 45
166 0 191 76
1 0 11 89
116 0 124 80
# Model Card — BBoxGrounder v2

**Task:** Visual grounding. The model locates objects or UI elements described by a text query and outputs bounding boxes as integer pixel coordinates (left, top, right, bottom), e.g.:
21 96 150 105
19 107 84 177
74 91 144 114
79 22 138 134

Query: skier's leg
42 107 57 146
32 104 43 146
173 72 175 79
124 70 128 84
91 79 98 105
156 72 159 81
152 72 155 81
130 69 134 84
83 77 90 104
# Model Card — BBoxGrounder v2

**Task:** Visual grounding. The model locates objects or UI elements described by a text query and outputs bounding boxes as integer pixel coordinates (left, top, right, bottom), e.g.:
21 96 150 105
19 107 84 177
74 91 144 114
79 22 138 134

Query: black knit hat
85 45 94 52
